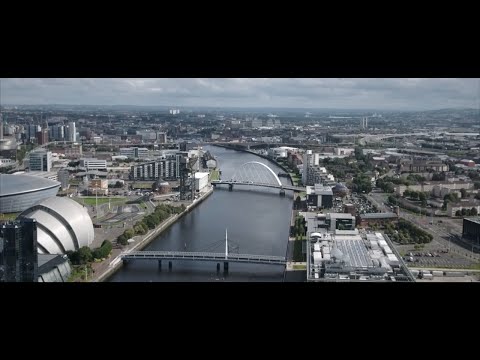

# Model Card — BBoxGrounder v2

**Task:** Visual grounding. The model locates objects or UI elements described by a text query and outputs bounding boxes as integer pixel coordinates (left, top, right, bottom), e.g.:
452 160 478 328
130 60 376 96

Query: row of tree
67 240 113 265
455 208 478 217
292 215 306 239
117 203 186 245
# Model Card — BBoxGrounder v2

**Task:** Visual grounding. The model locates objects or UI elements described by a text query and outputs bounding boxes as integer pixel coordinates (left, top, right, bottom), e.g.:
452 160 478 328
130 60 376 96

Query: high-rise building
0 218 38 282
29 150 52 171
27 124 41 143
66 122 76 142
157 132 167 143
57 168 70 190
360 117 368 129
50 124 65 141
36 128 49 145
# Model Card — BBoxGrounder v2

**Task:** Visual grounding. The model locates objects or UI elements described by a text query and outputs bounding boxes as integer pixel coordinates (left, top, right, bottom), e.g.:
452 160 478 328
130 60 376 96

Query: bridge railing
122 251 285 261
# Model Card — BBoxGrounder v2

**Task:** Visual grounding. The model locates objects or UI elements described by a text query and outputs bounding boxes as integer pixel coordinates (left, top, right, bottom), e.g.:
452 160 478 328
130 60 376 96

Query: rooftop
465 217 480 225
0 174 60 197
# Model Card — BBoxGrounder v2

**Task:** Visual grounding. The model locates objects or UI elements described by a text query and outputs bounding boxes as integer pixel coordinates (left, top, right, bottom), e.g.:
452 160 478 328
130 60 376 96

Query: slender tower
225 228 228 259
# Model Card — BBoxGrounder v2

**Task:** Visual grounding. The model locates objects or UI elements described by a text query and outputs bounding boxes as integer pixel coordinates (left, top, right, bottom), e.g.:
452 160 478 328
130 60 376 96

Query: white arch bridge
211 161 305 193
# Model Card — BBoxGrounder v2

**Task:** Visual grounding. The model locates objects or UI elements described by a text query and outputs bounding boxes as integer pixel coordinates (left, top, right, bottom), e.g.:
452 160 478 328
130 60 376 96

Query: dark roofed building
358 212 398 228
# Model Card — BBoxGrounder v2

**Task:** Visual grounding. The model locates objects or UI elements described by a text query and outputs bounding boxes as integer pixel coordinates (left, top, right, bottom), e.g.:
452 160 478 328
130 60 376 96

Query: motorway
365 192 480 262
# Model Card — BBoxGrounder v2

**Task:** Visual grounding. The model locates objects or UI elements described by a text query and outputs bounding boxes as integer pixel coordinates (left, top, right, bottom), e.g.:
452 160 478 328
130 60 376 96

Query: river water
108 145 295 282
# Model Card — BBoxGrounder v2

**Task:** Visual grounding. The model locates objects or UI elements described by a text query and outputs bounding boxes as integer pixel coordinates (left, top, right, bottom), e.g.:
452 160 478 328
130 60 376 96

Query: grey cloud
0 78 478 110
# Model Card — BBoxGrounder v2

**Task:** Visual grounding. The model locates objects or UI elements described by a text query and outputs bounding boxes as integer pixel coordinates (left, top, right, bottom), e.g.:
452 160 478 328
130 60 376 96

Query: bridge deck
121 251 286 265
212 180 304 192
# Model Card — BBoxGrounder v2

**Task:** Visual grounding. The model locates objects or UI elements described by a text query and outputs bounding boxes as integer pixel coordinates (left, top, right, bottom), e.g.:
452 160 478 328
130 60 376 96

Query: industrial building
307 229 413 282
0 174 60 213
194 172 209 191
302 212 356 232
358 213 399 228
18 197 94 255
306 184 333 209
0 218 38 282
462 217 480 242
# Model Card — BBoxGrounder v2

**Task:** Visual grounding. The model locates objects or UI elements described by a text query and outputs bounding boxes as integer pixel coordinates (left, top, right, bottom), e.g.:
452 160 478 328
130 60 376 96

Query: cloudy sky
1 78 478 110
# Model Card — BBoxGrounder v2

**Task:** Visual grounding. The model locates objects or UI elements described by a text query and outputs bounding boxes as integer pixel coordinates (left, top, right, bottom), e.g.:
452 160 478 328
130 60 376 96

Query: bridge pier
279 189 285 196
216 263 220 272
158 260 162 271
122 259 129 266
224 262 229 273
168 261 172 271
228 184 233 191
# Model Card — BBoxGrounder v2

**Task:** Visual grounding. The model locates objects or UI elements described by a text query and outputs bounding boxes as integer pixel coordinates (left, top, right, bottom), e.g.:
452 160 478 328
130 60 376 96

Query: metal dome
18 197 94 255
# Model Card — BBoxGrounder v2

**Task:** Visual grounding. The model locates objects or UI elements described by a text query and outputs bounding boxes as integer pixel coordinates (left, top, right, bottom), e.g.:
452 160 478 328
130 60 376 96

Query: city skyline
1 78 479 111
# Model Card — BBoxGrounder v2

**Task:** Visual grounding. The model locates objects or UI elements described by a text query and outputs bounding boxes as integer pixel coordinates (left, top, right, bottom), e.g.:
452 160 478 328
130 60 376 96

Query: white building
335 147 355 156
80 158 107 170
29 150 52 172
194 172 209 191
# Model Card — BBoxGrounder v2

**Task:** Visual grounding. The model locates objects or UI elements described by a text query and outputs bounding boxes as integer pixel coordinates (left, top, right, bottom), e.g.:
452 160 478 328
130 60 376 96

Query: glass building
0 218 38 282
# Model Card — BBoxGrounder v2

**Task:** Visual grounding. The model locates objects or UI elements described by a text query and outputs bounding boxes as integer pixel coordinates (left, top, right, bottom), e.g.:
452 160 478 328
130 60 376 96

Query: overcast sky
1 78 478 110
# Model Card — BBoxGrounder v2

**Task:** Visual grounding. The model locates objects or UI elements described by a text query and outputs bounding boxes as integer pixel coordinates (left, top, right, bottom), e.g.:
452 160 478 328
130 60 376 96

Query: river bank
92 186 214 282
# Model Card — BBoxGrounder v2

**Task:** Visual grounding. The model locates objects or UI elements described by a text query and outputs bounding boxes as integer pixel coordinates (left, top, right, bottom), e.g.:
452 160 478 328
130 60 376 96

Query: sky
0 78 479 111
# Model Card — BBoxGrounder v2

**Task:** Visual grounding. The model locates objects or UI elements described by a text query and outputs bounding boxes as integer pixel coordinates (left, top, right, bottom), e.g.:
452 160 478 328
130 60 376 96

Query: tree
114 181 123 188
418 192 426 202
295 195 302 209
77 246 93 264
461 208 467 216
460 188 468 199
432 172 446 181
117 234 128 246
455 210 462 216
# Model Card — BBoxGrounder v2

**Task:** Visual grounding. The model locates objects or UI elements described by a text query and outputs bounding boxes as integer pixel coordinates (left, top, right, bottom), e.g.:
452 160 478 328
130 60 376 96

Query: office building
306 184 333 209
36 128 49 145
57 169 70 190
66 122 76 142
120 147 149 159
29 150 52 171
79 158 107 170
0 218 38 282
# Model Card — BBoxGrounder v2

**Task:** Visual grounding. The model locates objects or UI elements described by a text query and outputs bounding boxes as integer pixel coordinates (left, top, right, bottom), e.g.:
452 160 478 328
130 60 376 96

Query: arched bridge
212 161 305 192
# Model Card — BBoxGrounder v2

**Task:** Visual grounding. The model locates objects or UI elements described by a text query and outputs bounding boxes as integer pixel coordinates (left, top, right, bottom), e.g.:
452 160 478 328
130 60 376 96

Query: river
108 145 295 282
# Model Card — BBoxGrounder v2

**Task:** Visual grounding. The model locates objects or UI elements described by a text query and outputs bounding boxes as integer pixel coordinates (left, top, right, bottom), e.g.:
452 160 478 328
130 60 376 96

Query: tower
0 219 38 282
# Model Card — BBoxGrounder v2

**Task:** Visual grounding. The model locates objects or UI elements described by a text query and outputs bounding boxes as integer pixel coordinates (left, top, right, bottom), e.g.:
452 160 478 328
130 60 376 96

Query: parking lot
330 193 379 214
397 244 477 269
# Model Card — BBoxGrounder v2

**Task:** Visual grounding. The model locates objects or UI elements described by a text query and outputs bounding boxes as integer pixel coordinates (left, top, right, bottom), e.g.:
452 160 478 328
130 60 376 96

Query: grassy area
68 264 93 282
0 213 20 221
293 264 307 270
76 197 126 206
210 168 220 181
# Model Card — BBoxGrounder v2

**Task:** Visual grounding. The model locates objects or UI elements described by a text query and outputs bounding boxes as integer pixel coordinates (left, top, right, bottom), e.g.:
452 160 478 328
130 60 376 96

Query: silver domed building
0 174 61 213
18 197 95 254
